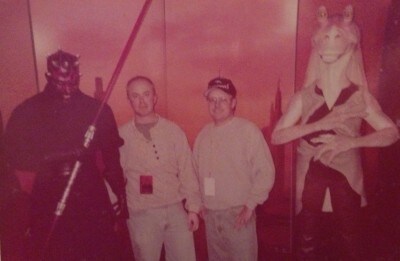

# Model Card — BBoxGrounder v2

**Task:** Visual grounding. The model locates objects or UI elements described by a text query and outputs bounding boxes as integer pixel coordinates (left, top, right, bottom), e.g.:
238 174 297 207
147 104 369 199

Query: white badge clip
204 177 215 196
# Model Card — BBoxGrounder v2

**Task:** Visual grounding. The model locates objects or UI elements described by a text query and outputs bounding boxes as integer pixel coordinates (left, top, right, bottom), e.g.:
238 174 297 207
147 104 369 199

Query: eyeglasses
206 97 231 105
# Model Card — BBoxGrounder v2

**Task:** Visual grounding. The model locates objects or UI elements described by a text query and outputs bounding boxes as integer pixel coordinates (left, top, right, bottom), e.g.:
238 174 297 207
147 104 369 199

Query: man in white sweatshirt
193 77 275 261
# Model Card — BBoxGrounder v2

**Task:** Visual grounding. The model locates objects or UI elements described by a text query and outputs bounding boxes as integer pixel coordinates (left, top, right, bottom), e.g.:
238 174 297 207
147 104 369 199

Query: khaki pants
127 202 196 261
205 206 258 261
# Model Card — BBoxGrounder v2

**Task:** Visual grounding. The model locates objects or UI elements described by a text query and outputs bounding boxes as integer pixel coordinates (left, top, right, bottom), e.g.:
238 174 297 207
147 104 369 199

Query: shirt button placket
153 143 159 160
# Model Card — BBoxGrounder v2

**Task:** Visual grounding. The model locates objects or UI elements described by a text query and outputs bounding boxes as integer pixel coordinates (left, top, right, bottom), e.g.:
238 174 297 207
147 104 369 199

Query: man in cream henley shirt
119 76 201 261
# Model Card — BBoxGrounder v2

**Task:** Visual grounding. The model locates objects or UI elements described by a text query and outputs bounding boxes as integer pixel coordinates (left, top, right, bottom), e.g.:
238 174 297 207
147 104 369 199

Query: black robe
4 86 125 260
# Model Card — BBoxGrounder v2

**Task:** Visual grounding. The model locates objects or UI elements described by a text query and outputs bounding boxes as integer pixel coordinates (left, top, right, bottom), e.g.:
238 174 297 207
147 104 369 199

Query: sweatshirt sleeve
245 127 275 210
175 128 202 213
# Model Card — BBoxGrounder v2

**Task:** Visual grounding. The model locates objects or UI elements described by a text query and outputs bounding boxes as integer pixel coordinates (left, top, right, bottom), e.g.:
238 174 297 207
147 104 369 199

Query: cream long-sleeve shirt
193 117 275 210
119 116 201 213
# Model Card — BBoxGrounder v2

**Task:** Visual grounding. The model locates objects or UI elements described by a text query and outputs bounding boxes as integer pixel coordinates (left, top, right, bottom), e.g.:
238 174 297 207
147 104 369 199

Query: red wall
23 0 298 146
0 0 38 126
1 2 391 143
165 1 298 144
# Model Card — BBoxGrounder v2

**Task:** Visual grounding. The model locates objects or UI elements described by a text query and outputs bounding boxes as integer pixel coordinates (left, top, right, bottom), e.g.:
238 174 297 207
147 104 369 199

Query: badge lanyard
204 127 216 196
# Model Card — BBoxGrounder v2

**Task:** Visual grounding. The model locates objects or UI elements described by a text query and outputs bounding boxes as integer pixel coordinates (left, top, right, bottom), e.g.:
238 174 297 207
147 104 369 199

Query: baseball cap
204 77 237 98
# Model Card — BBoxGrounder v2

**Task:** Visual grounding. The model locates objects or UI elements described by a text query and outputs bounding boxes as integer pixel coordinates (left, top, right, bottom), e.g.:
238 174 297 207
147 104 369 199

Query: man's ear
231 98 237 110
153 94 158 105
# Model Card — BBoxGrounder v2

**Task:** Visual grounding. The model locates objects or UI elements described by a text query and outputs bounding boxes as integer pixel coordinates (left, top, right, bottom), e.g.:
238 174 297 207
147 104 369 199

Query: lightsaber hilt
55 161 82 216
55 125 96 216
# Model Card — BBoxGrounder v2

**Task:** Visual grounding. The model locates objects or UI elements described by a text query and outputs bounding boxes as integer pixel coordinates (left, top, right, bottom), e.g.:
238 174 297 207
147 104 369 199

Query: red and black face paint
45 50 81 100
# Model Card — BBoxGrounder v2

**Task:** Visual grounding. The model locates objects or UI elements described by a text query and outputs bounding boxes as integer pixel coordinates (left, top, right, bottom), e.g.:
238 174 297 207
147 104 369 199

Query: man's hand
235 206 254 229
113 193 129 219
198 206 206 219
187 212 199 232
